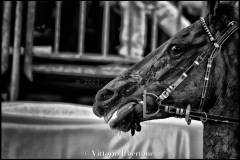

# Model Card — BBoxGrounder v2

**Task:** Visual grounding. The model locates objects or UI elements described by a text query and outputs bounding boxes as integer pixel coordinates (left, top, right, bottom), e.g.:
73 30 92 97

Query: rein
140 17 239 125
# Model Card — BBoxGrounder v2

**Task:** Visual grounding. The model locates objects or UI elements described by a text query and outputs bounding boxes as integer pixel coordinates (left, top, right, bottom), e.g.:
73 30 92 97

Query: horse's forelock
208 1 239 29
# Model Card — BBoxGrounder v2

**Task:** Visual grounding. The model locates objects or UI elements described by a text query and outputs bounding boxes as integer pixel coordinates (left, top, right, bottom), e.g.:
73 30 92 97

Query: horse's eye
123 84 137 96
170 45 183 56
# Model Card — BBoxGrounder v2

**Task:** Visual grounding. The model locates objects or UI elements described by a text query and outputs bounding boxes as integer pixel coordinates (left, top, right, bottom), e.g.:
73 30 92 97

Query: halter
140 17 239 125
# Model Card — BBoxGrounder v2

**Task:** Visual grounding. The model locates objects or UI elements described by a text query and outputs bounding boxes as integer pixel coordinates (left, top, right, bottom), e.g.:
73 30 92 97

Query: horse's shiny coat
93 1 239 158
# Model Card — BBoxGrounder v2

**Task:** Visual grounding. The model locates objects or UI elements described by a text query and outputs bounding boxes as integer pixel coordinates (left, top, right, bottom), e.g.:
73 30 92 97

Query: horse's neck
203 90 240 158
203 123 239 159
204 90 239 159
203 31 239 159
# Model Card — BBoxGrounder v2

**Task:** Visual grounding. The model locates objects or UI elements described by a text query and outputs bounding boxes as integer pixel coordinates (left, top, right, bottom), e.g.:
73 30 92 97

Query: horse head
93 1 239 138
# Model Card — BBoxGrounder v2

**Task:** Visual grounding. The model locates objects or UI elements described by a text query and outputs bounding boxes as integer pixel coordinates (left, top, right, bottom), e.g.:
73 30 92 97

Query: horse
93 1 239 159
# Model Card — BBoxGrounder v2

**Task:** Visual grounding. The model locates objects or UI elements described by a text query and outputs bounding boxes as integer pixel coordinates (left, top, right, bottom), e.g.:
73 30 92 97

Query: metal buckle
200 112 208 123
227 21 236 27
142 90 160 119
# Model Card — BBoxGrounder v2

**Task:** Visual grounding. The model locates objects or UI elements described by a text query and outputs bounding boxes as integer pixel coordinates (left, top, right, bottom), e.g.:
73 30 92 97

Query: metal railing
51 1 163 56
1 1 200 100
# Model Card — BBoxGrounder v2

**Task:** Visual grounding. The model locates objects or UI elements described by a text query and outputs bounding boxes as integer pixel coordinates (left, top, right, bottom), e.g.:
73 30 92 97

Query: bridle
139 17 239 125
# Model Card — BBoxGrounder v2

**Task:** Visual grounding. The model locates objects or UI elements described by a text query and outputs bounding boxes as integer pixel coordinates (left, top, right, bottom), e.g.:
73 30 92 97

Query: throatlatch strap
199 19 239 112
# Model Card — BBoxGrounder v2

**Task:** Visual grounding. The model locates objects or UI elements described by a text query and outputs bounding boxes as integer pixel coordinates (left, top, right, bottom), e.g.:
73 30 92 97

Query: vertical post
101 1 110 57
176 2 182 32
1 1 12 75
78 1 86 56
10 1 23 101
127 2 133 57
24 1 36 81
151 8 158 51
54 1 62 53
201 1 207 17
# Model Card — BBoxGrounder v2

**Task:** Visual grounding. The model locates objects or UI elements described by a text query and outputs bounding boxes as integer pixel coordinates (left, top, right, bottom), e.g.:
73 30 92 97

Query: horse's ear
207 1 238 18
207 1 238 28
207 1 219 17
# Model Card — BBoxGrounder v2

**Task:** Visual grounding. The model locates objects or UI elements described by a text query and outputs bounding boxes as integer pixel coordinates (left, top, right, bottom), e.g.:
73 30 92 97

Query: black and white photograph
1 1 239 159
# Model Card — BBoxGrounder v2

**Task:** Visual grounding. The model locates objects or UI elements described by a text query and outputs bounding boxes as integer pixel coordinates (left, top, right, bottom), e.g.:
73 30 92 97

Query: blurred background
1 1 207 159
1 1 206 105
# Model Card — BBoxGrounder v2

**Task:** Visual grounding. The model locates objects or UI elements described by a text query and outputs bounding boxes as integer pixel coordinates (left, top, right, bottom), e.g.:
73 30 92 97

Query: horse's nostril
98 89 114 102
